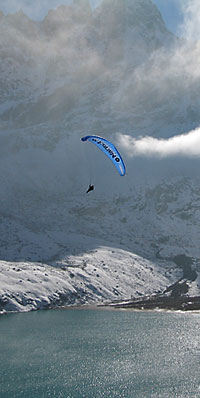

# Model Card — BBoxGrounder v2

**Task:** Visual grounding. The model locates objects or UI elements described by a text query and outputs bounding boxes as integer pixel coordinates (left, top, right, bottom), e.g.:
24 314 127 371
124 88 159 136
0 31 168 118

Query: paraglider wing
81 135 126 176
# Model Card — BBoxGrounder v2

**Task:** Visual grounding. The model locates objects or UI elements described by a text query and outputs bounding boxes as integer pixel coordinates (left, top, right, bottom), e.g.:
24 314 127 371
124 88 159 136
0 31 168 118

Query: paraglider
81 135 126 177
86 184 94 193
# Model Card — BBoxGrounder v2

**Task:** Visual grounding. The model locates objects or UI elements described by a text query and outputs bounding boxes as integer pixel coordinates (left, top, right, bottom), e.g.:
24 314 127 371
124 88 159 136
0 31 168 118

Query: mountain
0 0 174 128
0 0 200 313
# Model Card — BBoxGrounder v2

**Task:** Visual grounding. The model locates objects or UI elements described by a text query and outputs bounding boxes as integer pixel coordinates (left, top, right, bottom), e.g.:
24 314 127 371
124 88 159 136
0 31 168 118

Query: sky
0 0 187 37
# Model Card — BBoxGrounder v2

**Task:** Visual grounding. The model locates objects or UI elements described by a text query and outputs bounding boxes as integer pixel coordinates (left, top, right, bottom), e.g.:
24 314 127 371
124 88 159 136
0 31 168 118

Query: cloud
2 0 200 131
117 128 200 158
178 0 200 40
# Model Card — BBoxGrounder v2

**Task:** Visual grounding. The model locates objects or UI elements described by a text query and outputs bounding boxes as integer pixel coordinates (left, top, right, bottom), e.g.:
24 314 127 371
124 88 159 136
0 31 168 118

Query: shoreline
1 295 200 316
106 294 200 312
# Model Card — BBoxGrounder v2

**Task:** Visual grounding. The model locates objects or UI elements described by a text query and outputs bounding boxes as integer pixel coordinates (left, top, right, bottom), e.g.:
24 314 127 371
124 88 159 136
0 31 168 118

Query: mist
178 0 200 40
1 0 200 208
1 0 200 282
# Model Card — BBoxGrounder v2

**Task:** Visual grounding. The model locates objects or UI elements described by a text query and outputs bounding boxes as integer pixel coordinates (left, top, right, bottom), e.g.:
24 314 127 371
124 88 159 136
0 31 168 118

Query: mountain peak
4 8 35 30
43 1 91 31
73 0 91 10
92 0 171 64
6 9 29 20
98 0 167 31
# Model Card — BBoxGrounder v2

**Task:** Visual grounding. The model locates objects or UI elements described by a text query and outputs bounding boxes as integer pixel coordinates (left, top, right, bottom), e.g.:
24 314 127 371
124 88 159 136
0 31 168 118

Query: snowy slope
0 233 182 314
0 0 200 313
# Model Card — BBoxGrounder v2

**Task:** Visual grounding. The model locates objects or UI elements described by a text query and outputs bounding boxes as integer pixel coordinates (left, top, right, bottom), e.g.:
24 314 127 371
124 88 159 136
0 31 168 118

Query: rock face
0 0 172 125
0 0 200 312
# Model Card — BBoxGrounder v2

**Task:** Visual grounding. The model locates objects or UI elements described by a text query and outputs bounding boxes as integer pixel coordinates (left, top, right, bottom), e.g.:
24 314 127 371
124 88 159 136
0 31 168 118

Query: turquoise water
0 308 200 398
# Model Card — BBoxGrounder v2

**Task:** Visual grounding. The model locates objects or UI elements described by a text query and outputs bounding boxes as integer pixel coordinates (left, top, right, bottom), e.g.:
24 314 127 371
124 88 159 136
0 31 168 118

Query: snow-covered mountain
0 0 200 313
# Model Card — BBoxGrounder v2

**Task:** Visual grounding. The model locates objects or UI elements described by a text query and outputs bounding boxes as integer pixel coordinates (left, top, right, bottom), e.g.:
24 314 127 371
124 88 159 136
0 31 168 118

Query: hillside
0 0 200 313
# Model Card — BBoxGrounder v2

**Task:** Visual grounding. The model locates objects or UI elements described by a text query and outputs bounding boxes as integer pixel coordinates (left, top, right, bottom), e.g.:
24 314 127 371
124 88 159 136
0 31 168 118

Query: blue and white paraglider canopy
81 135 126 176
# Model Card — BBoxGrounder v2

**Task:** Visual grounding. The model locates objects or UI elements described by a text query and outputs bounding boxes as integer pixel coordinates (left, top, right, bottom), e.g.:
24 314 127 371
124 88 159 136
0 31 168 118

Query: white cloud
117 128 200 158
178 0 200 40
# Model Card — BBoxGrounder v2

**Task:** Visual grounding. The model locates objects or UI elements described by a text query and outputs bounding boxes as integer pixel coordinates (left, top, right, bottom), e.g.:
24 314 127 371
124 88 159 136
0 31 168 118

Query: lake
0 308 200 398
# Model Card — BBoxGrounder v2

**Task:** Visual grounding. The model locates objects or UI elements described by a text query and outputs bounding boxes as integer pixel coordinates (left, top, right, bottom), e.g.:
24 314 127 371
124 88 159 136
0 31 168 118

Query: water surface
0 308 200 397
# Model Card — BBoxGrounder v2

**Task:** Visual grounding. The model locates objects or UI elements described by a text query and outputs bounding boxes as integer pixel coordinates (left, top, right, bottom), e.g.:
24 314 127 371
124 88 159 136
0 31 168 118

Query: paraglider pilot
86 184 94 193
